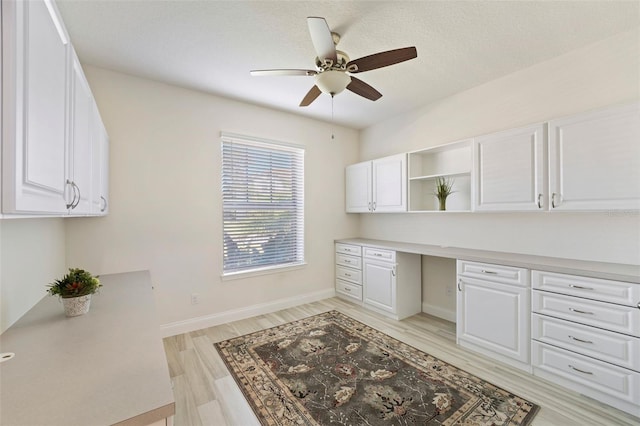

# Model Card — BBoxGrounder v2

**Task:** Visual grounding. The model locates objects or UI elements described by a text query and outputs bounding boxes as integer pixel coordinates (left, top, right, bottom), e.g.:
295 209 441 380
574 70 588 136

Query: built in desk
0 271 175 426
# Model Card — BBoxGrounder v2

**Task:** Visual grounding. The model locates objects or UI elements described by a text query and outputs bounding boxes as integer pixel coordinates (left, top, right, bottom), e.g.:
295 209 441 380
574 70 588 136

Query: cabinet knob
537 193 543 209
551 192 559 208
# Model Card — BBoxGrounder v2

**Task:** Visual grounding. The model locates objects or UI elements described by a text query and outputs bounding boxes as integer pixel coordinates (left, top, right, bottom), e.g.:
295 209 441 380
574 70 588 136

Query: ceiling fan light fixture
315 70 351 95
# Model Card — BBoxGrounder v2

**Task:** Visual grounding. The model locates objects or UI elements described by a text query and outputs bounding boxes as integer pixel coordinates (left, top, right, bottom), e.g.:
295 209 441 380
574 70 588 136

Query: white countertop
0 271 175 426
337 238 640 283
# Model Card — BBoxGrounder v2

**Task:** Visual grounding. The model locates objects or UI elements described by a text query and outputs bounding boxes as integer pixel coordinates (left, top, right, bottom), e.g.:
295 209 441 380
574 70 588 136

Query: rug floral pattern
215 311 539 425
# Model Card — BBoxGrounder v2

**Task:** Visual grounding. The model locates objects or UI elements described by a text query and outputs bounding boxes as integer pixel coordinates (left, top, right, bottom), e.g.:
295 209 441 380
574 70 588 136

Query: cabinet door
473 124 545 211
345 161 371 212
363 260 396 314
89 101 109 215
2 0 70 213
372 153 407 212
68 51 93 214
457 276 530 363
549 102 640 211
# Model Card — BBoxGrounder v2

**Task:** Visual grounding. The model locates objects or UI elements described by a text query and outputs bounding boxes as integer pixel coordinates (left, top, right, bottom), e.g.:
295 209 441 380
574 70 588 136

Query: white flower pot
62 294 92 317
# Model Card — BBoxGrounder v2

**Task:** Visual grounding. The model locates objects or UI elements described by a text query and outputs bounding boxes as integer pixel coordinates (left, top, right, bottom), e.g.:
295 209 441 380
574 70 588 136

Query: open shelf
408 139 473 212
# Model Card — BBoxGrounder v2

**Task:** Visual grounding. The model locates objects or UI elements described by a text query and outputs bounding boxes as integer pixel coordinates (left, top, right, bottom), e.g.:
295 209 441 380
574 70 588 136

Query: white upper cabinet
2 0 109 216
473 124 545 211
548 102 640 211
371 154 407 212
345 154 406 213
345 161 372 212
69 50 94 214
92 107 109 215
2 0 70 214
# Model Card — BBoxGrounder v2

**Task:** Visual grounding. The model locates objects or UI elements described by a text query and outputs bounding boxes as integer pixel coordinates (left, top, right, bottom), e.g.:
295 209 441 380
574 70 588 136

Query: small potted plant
47 268 101 317
434 177 455 211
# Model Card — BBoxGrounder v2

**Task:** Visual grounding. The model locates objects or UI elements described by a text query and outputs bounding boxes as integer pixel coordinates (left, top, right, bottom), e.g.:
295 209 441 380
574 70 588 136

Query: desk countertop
337 238 640 283
0 270 175 426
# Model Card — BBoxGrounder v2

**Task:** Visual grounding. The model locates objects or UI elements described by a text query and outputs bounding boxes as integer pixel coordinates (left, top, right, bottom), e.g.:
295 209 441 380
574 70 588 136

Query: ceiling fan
250 17 417 107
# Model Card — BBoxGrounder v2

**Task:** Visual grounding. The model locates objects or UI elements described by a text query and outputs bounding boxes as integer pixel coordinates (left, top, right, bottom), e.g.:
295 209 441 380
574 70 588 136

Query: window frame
220 132 305 278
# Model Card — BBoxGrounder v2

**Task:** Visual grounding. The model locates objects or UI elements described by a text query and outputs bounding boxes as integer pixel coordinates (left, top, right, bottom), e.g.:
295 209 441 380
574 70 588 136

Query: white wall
359 29 640 265
64 67 359 329
0 218 66 333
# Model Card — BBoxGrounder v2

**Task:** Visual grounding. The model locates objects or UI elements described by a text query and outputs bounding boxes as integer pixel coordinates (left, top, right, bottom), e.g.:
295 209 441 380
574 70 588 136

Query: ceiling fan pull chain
331 95 335 140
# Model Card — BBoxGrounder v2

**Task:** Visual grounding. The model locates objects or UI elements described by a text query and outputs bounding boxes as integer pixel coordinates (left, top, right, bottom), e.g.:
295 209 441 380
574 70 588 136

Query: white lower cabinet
531 270 640 417
456 260 531 371
335 243 363 305
335 243 420 320
362 247 421 320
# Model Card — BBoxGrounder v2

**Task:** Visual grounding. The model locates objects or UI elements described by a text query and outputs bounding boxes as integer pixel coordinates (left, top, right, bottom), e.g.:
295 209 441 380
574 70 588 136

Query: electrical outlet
191 293 199 305
446 287 453 297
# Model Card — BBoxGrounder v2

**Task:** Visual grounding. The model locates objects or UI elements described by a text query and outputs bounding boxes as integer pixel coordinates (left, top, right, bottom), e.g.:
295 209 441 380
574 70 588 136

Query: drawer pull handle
568 335 593 344
375 253 382 257
345 273 351 277
568 365 593 375
481 270 498 275
569 284 594 290
569 308 594 315
344 260 351 263
344 288 351 292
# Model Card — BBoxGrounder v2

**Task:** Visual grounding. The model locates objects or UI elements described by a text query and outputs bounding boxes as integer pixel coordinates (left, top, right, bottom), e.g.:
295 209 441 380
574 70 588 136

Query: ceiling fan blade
307 17 337 63
299 85 322 107
346 77 382 101
347 46 417 73
250 69 317 77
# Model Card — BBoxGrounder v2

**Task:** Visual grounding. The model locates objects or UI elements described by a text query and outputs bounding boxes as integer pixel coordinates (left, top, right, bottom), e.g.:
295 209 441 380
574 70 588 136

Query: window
221 133 304 275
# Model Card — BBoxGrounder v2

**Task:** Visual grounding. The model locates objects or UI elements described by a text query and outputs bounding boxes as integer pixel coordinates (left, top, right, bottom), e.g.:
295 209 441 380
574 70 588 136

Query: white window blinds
221 134 304 275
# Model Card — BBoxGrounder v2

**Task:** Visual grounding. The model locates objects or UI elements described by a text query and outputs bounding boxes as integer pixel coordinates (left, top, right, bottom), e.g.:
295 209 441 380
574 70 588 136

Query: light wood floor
163 298 639 426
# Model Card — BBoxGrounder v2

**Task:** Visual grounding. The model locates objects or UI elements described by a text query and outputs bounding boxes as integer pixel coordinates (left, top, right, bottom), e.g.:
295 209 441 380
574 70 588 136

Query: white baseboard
160 288 336 337
422 302 456 323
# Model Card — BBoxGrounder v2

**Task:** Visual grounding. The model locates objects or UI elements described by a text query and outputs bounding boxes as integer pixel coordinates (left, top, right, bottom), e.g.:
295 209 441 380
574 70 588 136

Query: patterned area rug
215 311 539 425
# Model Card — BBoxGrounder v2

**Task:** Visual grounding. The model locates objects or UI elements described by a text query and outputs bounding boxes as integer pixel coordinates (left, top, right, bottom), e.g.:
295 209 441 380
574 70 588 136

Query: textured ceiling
56 0 639 129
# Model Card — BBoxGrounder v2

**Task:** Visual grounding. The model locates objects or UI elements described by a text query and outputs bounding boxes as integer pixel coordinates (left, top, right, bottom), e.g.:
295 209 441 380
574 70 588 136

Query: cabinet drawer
335 253 362 270
336 265 362 285
457 260 529 286
532 341 640 405
532 291 640 336
532 314 640 371
532 270 640 307
336 279 363 302
363 247 395 262
335 243 361 256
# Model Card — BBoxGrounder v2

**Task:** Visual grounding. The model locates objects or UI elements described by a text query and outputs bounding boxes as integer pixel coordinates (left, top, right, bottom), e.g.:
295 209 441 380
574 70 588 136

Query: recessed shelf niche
408 139 473 212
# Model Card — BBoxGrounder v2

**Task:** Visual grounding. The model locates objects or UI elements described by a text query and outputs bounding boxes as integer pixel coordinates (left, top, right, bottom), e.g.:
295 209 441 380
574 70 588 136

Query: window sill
221 262 307 281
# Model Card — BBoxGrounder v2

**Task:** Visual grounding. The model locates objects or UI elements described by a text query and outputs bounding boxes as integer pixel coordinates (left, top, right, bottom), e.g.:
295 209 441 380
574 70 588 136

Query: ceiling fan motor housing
315 50 350 72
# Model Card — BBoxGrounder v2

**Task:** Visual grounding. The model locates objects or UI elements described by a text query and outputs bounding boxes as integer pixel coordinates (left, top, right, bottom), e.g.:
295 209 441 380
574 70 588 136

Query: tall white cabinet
548 102 640 211
345 154 406 213
2 0 109 216
473 124 545 211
